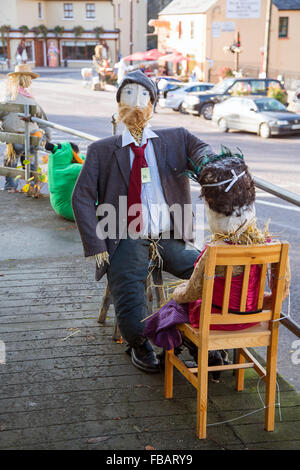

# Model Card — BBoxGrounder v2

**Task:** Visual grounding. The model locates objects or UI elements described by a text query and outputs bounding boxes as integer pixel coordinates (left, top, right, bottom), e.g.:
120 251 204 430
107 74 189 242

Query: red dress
188 249 261 331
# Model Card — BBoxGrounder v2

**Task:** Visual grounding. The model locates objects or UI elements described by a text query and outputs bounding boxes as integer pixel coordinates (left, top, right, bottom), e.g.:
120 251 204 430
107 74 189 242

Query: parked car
156 76 183 96
159 82 214 112
181 77 288 120
212 96 300 138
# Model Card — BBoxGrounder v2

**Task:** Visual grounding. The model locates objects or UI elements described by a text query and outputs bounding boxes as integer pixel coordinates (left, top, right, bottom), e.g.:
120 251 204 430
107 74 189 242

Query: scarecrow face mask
120 83 150 108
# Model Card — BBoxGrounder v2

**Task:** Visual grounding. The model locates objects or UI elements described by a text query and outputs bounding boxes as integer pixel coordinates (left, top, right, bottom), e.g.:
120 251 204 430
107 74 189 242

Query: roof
273 0 300 9
159 0 217 15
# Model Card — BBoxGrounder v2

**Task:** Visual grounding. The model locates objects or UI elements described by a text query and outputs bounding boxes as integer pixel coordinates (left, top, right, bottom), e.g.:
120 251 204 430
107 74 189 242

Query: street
1 69 300 391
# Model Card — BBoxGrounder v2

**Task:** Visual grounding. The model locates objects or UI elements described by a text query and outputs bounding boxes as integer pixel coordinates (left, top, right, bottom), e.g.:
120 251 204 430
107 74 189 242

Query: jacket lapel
152 137 167 182
114 135 131 187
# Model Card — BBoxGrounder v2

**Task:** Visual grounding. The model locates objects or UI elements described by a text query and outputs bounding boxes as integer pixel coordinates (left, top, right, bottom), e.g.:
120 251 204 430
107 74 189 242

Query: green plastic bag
47 141 85 221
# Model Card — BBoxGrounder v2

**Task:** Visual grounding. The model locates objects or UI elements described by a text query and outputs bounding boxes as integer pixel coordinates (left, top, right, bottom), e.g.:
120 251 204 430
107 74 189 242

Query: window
62 40 98 60
64 3 73 19
38 2 43 19
118 3 122 19
279 17 288 38
86 3 95 19
178 21 182 39
25 41 34 61
190 21 194 39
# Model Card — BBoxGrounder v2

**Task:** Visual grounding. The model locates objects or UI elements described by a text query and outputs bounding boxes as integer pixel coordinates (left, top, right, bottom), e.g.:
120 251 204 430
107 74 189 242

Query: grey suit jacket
72 127 214 280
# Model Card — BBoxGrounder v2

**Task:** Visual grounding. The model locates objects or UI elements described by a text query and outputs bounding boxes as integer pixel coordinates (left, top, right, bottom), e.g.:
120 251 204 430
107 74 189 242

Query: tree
93 26 104 39
38 24 48 39
53 26 65 66
73 26 84 38
53 25 65 38
19 25 30 37
32 26 41 37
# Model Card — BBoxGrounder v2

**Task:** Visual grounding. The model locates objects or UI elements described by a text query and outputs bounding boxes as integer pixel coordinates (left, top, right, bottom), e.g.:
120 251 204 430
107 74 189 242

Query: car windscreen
254 98 287 112
209 78 235 94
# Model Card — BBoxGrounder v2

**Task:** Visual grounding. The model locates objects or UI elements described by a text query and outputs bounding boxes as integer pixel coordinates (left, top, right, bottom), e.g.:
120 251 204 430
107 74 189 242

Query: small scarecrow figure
0 64 51 192
72 70 216 373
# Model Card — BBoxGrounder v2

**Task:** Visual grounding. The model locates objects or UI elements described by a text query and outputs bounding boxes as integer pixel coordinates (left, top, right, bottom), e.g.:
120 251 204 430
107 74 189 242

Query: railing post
111 113 118 136
24 104 31 181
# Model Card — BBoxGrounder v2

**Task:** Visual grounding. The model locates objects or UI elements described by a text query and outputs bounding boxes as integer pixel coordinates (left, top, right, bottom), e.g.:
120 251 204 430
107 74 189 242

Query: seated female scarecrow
144 148 291 373
0 64 51 192
46 141 85 221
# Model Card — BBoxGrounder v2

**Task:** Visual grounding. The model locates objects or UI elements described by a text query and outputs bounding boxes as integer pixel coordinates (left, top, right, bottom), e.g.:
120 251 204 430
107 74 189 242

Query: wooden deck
0 192 299 450
0 254 300 450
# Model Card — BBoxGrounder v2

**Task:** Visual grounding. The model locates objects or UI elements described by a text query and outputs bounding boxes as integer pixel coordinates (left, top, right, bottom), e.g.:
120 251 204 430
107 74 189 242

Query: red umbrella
123 49 164 62
123 51 147 61
143 49 164 60
159 52 190 63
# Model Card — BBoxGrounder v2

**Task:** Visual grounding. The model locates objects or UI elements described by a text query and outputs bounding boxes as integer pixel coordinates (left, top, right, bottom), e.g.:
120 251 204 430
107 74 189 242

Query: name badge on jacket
141 167 151 183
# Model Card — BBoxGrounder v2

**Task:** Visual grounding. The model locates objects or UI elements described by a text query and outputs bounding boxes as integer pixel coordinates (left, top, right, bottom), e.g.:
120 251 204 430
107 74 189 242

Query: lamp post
262 0 272 78
129 0 133 65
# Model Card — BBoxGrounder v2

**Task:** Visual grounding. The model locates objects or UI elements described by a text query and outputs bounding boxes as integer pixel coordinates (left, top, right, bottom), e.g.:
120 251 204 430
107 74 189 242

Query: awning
158 52 191 63
123 49 164 62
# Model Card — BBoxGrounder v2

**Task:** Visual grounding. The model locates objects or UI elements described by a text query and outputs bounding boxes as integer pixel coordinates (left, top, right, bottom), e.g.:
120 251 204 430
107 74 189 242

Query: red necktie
127 140 148 233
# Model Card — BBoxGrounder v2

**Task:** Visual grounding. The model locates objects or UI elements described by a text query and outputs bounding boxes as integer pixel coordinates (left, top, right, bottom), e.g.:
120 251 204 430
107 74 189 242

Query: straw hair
6 74 32 101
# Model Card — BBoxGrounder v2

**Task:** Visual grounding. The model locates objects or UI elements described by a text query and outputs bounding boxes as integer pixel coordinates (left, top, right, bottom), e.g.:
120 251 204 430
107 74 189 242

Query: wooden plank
257 264 268 309
0 103 37 114
210 311 272 324
0 165 40 179
221 265 232 315
240 265 250 311
0 132 40 146
240 348 266 378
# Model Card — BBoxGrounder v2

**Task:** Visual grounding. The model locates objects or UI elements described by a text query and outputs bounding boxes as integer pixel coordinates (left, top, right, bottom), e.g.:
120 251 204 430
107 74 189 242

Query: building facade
0 0 147 68
156 0 300 88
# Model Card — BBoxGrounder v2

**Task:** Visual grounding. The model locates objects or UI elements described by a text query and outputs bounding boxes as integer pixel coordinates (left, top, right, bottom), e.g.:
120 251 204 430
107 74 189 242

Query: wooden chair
164 242 289 439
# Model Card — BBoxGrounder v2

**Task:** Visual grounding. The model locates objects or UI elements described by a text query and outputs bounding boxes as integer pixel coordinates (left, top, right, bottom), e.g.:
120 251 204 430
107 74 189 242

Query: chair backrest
198 242 289 332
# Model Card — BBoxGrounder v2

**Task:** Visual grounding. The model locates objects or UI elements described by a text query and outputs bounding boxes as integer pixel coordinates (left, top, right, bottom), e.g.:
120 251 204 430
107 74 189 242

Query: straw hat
8 64 39 79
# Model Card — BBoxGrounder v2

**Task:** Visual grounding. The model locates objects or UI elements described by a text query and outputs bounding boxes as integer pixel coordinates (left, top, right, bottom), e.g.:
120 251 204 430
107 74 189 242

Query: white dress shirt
122 125 173 238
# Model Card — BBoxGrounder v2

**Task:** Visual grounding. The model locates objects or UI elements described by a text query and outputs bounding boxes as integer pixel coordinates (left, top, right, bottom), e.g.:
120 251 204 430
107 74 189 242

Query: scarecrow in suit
72 70 216 373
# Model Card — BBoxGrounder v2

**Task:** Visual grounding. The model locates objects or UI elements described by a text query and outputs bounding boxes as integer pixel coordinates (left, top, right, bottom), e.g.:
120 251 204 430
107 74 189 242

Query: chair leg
196 349 208 439
265 342 278 432
98 282 112 323
164 350 174 399
236 348 246 392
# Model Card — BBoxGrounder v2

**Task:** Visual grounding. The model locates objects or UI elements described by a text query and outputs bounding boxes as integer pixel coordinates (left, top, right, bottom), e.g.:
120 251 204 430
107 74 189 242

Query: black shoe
131 339 160 373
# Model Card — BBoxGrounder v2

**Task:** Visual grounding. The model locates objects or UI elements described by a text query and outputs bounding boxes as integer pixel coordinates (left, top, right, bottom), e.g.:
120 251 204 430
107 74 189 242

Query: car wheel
201 103 214 120
178 102 186 114
218 118 229 132
260 122 271 139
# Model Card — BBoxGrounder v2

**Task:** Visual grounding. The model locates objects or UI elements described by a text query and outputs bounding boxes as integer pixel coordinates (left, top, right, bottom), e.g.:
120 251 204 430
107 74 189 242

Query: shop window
64 3 73 19
279 17 288 38
86 3 95 19
62 41 98 60
0 41 7 60
25 41 34 61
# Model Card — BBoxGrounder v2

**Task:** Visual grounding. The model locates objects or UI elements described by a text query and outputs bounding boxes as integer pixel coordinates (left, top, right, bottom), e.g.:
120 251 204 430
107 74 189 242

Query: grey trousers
107 235 200 345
